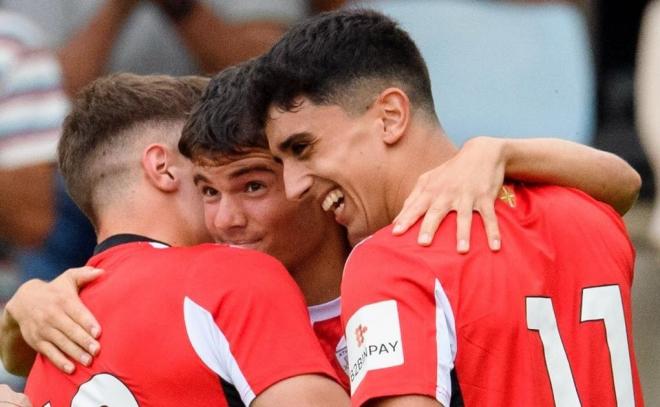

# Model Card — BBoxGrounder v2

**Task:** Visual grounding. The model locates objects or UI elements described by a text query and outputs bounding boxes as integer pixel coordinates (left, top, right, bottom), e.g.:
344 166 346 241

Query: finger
42 323 94 367
70 267 104 289
455 204 474 253
63 295 102 340
393 189 425 234
477 203 501 251
417 205 451 246
393 194 438 236
36 340 76 374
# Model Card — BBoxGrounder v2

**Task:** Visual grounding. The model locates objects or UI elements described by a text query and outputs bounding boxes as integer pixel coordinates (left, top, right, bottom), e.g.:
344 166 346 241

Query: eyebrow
228 164 276 179
278 132 311 153
193 173 210 186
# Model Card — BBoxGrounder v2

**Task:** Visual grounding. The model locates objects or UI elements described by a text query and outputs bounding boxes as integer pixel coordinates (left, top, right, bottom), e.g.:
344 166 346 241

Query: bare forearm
57 0 138 96
0 307 35 377
172 2 285 73
501 137 641 214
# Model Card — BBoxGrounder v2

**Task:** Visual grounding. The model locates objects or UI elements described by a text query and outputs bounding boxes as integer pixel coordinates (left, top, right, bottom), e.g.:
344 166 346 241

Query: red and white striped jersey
342 185 643 407
26 236 337 407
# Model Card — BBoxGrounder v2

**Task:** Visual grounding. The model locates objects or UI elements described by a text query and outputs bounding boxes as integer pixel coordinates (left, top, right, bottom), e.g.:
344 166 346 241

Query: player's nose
282 160 313 201
212 197 248 230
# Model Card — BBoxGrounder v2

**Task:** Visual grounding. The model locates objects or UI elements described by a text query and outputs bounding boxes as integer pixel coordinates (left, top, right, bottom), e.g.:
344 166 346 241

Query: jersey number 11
526 284 634 407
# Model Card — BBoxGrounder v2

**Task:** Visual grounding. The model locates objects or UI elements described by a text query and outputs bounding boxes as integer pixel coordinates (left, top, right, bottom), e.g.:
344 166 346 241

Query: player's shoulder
344 226 444 281
184 243 282 268
520 184 625 228
181 243 294 288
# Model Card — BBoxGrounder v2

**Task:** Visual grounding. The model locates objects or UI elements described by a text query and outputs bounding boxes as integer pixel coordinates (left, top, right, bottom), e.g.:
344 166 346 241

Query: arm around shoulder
499 137 641 215
252 374 349 407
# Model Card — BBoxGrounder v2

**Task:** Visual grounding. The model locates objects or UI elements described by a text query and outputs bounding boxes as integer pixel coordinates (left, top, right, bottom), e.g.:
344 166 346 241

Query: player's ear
142 143 180 192
375 87 410 146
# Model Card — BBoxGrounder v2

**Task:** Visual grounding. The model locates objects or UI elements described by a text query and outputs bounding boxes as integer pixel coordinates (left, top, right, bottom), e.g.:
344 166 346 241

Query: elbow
0 339 32 377
614 167 642 215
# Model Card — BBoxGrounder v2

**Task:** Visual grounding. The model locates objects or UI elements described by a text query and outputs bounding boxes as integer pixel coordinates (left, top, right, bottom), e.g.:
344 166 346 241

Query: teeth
322 189 344 212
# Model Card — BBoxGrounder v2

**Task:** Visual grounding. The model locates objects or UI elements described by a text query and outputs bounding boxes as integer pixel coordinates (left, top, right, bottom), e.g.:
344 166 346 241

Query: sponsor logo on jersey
345 300 404 394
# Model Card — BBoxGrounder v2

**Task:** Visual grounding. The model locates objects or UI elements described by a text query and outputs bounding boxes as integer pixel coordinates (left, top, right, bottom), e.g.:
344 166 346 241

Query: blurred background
0 0 657 402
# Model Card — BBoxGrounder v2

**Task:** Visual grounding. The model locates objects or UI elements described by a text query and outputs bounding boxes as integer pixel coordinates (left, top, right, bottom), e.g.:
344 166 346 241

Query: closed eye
290 142 309 157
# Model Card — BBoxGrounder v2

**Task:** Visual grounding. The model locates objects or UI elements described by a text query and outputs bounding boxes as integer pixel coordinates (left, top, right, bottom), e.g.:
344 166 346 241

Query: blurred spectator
0 0 347 285
0 10 68 247
0 7 97 284
0 7 77 389
2 0 343 96
0 10 94 288
0 9 96 286
636 0 660 248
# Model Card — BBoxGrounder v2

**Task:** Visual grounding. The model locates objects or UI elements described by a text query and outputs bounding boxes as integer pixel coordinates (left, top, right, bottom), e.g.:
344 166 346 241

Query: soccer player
2 65 640 401
252 9 644 406
17 73 348 406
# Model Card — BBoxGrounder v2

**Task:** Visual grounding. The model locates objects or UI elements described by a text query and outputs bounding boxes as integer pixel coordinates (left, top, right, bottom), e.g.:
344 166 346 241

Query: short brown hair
58 73 209 225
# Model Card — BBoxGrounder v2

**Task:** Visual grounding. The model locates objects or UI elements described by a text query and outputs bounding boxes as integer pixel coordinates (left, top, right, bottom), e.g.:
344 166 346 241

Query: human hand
0 384 31 407
5 267 104 374
393 136 506 252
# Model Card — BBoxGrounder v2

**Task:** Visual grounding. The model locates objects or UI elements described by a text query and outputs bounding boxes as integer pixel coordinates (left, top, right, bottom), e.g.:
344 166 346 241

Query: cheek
202 204 219 236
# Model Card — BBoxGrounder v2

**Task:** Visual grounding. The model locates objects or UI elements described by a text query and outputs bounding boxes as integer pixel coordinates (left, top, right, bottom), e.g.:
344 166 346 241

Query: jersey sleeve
183 247 338 405
341 240 456 407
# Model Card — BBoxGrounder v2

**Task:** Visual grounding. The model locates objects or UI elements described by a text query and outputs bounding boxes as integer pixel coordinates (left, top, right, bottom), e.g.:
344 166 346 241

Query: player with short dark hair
254 9 644 406
0 48 642 405
181 62 352 389
22 73 349 406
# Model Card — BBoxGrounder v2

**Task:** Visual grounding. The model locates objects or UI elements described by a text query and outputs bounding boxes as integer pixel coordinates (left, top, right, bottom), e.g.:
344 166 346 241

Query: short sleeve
341 241 456 407
183 247 338 405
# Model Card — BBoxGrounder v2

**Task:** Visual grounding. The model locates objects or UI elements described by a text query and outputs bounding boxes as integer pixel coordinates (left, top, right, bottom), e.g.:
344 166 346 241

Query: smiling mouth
322 188 345 215
219 239 261 248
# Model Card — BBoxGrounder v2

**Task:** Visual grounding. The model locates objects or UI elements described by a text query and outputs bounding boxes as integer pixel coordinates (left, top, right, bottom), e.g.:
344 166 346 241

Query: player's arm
153 0 285 73
0 267 102 375
341 242 452 407
253 374 348 407
393 136 641 250
366 395 442 407
0 384 32 407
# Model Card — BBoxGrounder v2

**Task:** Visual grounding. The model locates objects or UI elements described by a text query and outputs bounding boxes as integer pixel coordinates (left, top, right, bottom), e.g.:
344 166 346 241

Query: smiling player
253 9 644 406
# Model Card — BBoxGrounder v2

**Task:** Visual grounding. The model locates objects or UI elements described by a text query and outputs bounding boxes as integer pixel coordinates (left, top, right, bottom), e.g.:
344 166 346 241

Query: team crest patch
345 300 404 394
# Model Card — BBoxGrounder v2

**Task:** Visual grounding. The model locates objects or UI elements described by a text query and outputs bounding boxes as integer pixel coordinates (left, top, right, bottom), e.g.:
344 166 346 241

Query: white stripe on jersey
435 278 457 405
183 297 256 405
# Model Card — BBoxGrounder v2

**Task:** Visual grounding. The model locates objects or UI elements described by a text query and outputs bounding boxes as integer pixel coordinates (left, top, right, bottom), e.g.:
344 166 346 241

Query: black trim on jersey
94 234 170 255
220 377 245 407
450 368 464 406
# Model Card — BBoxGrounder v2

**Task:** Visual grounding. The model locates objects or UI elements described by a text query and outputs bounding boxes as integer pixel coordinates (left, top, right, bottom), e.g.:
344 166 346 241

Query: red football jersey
342 185 643 407
26 236 337 407
309 297 349 390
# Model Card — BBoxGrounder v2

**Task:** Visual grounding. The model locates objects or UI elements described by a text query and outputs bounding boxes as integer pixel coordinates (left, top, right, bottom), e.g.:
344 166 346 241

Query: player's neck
96 202 186 248
386 124 457 221
289 223 349 306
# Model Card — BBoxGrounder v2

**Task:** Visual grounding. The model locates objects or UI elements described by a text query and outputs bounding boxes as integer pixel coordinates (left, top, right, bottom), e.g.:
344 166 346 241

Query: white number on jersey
526 285 634 407
71 373 138 406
